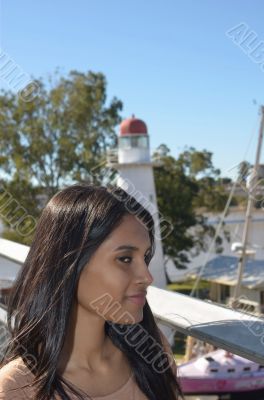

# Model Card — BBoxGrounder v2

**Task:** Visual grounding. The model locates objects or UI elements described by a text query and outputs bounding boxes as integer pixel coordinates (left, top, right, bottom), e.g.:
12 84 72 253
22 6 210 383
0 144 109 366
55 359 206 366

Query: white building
166 208 264 281
177 208 264 312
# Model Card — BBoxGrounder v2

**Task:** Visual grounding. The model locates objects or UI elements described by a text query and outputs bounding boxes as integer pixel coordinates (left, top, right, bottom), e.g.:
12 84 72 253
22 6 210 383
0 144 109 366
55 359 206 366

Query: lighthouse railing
106 148 118 165
0 238 264 364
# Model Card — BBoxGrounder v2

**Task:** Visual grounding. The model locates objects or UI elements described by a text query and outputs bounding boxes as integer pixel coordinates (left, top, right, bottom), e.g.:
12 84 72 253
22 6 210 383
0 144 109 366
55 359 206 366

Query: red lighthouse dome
120 114 148 135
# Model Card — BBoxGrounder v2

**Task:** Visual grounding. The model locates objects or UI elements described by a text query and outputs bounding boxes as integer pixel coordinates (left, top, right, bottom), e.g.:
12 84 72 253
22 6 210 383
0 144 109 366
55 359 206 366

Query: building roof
120 114 148 135
0 256 21 283
189 255 264 290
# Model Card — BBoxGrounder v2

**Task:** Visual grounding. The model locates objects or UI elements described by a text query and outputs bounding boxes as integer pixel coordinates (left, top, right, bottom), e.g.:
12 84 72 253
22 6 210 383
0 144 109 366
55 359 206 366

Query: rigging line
189 113 261 297
241 114 260 162
230 228 264 250
190 179 238 297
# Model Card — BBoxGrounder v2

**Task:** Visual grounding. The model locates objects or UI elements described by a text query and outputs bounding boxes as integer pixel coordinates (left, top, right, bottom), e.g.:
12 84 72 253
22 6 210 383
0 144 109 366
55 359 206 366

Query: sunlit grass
166 280 210 292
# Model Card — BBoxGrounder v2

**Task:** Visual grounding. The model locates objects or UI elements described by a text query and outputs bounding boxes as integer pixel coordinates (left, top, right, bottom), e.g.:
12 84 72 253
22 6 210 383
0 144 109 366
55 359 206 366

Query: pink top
0 331 177 399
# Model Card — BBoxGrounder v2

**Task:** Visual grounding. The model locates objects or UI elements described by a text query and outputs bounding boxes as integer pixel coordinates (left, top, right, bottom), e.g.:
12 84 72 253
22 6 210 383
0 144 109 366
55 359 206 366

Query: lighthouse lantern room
118 114 150 164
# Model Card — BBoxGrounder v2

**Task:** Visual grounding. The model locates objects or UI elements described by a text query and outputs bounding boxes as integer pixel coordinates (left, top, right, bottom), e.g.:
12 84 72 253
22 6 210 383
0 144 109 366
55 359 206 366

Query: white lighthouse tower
107 115 167 289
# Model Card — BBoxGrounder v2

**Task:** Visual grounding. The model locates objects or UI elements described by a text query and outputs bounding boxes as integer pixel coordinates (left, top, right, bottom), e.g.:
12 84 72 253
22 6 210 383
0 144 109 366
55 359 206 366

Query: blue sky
0 0 264 177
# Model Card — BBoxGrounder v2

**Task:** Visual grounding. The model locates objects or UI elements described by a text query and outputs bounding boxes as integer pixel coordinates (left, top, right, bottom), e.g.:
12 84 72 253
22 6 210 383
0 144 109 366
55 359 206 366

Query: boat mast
184 107 264 361
233 105 264 303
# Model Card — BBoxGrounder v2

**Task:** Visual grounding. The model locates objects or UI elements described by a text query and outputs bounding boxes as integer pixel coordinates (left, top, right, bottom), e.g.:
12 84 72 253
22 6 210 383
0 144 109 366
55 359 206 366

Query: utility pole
233 105 264 303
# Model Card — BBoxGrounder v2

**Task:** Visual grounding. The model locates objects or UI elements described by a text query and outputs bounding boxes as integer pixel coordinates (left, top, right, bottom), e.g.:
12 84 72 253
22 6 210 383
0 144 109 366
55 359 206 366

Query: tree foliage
238 160 252 183
0 70 123 243
0 70 229 267
153 145 226 269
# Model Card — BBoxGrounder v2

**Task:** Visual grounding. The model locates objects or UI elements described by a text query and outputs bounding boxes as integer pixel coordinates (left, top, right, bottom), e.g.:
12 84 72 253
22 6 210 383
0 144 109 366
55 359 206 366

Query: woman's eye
118 255 151 266
118 256 132 264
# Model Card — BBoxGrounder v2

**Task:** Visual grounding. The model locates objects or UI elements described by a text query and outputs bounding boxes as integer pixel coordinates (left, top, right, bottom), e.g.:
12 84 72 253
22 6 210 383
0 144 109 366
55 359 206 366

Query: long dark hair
1 184 183 399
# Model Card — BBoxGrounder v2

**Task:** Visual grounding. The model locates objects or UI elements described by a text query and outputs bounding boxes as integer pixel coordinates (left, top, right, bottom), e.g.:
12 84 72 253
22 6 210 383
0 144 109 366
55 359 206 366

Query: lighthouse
107 115 167 289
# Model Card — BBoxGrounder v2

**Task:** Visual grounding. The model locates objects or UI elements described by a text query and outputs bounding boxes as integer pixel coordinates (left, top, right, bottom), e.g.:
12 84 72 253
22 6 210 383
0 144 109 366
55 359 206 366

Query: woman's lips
126 295 146 306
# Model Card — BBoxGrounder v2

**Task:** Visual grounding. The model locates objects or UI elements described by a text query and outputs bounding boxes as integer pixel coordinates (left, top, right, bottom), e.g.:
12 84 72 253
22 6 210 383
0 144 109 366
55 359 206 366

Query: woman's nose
136 263 154 286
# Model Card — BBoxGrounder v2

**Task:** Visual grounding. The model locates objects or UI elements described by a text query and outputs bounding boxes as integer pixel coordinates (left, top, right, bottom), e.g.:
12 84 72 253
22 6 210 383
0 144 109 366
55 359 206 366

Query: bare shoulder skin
0 357 34 399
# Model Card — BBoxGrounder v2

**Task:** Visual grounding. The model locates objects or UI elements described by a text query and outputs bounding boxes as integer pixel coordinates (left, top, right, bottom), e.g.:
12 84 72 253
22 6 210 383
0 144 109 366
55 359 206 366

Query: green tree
178 147 230 212
0 70 123 244
153 145 224 269
178 146 220 178
238 160 252 183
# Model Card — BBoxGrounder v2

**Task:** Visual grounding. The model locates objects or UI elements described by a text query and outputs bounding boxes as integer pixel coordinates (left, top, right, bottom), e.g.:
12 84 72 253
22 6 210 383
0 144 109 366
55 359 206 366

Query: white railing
0 238 264 364
106 149 118 166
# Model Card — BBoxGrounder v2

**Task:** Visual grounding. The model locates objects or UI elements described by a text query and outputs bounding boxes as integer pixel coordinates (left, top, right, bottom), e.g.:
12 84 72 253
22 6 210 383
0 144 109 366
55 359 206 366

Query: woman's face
76 214 154 324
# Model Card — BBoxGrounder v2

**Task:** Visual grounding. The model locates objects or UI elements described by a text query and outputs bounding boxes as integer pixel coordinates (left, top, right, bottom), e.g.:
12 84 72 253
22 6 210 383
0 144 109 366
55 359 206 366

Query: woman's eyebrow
114 245 151 252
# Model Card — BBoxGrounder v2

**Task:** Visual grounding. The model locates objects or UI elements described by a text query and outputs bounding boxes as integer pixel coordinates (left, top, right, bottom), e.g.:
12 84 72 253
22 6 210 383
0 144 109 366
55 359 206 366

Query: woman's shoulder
0 357 34 399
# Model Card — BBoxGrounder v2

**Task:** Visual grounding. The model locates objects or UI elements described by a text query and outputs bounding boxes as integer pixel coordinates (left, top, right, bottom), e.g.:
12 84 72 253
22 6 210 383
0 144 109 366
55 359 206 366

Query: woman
0 184 184 399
